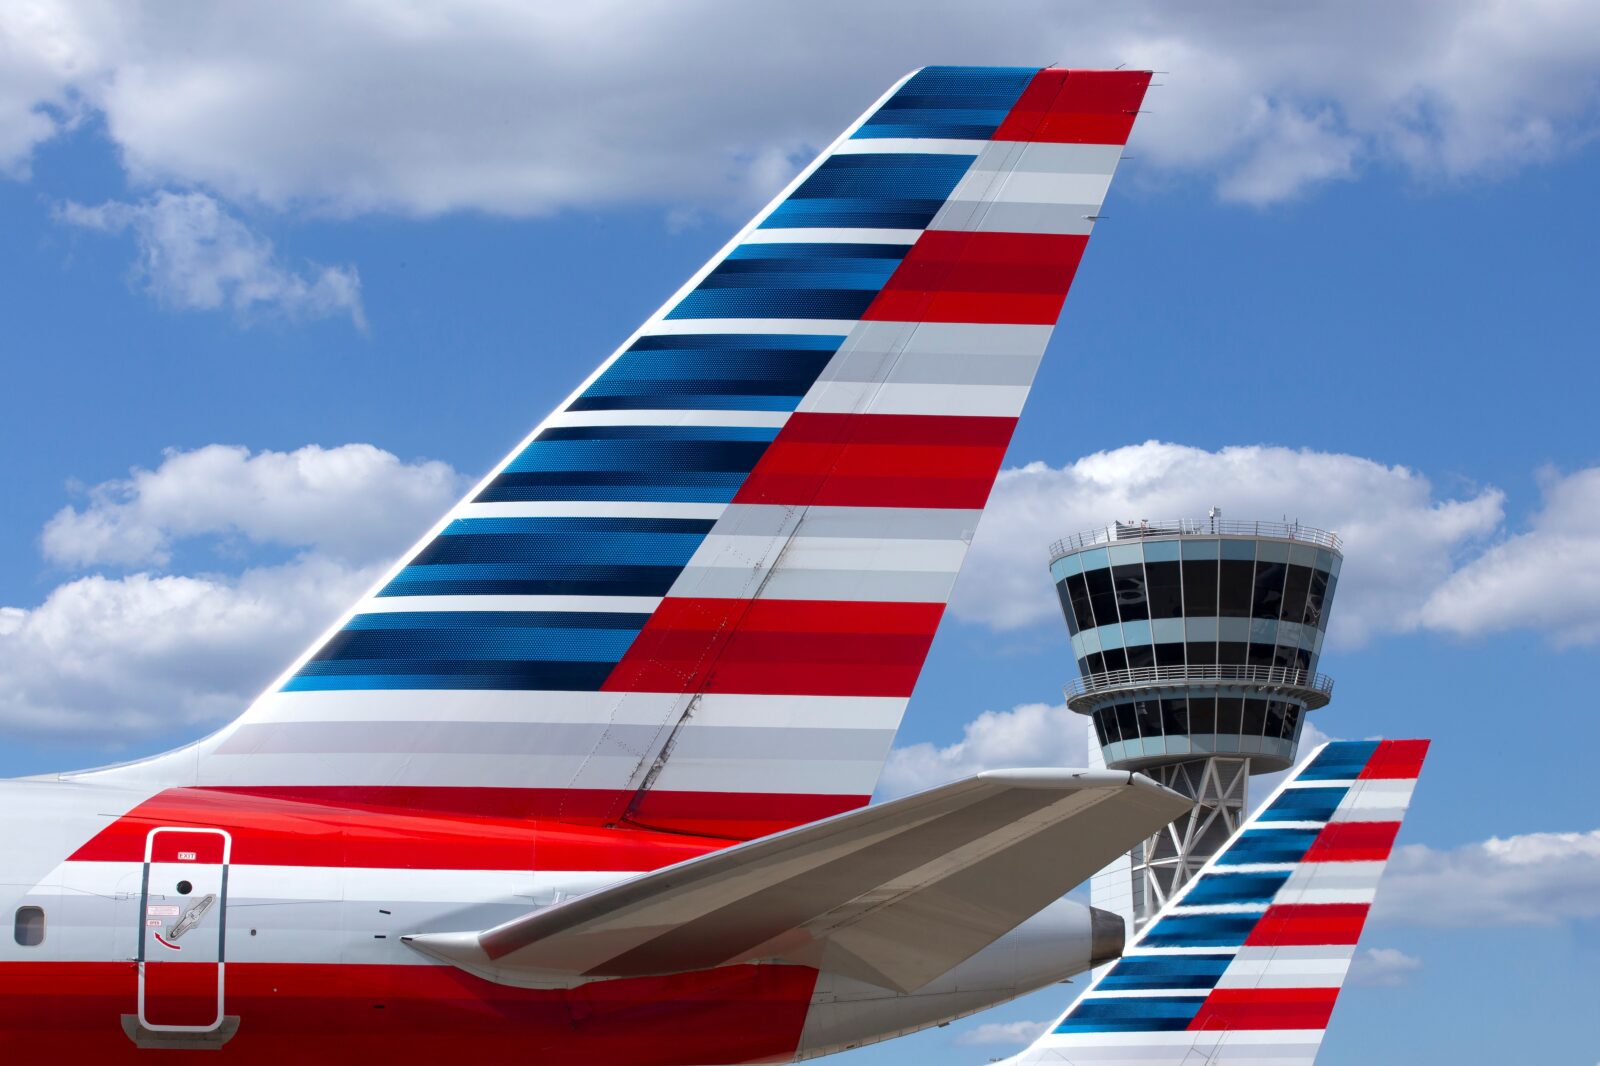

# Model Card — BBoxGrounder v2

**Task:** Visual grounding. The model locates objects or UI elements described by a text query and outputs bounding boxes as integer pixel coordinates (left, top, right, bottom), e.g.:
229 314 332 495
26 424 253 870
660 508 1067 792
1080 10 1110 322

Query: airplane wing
404 768 1189 993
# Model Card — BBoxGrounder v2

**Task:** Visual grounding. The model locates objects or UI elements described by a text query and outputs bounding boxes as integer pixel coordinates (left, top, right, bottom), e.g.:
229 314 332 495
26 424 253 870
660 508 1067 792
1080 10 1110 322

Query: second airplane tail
1003 739 1430 1065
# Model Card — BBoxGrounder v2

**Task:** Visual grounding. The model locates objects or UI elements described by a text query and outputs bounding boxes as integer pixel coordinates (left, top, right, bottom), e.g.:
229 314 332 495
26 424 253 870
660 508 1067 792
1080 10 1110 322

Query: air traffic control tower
1049 515 1343 927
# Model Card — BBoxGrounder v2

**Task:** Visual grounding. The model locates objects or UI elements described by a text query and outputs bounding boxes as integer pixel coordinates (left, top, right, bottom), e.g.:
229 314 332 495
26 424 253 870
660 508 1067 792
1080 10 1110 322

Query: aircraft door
138 827 230 1032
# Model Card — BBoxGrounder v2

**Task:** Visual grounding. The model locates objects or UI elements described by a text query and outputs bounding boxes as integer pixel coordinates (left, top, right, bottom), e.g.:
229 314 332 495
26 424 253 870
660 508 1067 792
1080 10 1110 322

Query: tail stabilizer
404 768 1190 992
77 68 1152 840
1005 739 1430 1065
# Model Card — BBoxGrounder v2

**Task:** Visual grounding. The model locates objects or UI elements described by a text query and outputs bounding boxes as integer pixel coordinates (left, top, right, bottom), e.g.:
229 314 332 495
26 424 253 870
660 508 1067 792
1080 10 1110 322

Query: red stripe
66 787 866 868
992 68 1151 145
1303 821 1401 863
602 597 944 697
1188 987 1340 1032
862 231 1088 325
1360 738 1430 779
733 412 1016 509
1245 903 1370 947
143 959 220 1027
0 961 817 1064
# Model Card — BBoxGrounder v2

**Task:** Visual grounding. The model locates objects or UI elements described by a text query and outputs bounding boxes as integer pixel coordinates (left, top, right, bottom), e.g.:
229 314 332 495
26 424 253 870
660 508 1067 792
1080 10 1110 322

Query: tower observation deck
1048 516 1343 926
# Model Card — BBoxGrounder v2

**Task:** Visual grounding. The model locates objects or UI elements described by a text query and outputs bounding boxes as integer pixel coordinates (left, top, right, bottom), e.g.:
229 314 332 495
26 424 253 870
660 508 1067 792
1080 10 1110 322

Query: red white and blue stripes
1011 739 1429 1065
79 67 1152 838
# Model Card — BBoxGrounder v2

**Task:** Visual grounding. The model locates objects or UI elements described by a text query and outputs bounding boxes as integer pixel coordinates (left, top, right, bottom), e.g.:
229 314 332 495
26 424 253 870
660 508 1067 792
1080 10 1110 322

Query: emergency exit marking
177 851 197 861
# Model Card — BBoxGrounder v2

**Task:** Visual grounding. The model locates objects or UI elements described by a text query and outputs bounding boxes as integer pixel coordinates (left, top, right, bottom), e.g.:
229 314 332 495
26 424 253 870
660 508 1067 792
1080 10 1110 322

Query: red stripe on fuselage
601 597 944 698
0 961 818 1065
861 231 1089 326
1188 987 1340 1032
992 68 1151 145
65 787 864 869
1244 904 1371 947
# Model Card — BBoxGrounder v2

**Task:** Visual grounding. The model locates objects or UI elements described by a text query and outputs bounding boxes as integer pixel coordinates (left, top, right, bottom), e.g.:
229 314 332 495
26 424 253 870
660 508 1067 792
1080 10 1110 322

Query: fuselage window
13 906 45 947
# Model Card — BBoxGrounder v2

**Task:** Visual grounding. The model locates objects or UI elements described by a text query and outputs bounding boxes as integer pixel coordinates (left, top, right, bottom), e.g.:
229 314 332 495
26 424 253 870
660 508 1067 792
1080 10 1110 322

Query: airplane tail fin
77 67 1151 841
1005 739 1429 1065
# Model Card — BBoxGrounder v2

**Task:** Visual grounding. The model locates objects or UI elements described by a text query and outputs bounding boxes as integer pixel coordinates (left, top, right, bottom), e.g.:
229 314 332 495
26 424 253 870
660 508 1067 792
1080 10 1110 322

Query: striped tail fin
78 67 1151 841
1007 739 1430 1065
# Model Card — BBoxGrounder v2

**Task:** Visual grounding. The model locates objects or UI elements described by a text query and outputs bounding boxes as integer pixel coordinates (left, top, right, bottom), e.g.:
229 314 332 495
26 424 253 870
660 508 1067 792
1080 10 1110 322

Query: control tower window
1304 569 1329 628
1084 566 1117 628
1056 582 1080 636
1252 560 1286 621
1218 558 1254 617
13 907 44 947
1113 563 1148 622
1064 573 1093 633
1146 560 1183 619
1281 564 1312 624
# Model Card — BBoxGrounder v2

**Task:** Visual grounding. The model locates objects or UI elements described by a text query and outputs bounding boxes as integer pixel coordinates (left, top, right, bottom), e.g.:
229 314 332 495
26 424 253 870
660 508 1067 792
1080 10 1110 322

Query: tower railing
1048 519 1341 560
1063 664 1335 711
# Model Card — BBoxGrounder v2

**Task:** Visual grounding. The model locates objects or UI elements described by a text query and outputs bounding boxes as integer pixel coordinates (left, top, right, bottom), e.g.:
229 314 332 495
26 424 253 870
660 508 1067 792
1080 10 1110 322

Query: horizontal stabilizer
404 768 1189 992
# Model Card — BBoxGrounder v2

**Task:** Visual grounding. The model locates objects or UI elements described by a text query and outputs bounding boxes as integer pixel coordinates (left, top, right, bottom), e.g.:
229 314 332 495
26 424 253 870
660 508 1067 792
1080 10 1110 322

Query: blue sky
2 4 1599 1062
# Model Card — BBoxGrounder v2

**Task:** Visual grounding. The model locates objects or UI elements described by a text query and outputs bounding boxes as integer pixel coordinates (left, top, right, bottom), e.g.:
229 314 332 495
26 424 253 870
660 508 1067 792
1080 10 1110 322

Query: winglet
1002 739 1430 1065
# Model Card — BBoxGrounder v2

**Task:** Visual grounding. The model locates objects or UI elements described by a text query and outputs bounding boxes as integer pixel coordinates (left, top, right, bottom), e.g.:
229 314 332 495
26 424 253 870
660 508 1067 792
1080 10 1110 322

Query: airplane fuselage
0 778 1108 1063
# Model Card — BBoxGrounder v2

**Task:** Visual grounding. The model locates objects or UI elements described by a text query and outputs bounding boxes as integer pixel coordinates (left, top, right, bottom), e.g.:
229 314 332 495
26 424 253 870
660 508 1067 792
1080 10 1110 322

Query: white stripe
353 595 663 615
686 534 968 574
741 228 921 245
1082 989 1211 1000
641 318 855 336
454 501 727 520
948 168 1112 206
543 409 790 428
832 137 988 155
189 752 877 794
242 691 907 730
797 379 1030 417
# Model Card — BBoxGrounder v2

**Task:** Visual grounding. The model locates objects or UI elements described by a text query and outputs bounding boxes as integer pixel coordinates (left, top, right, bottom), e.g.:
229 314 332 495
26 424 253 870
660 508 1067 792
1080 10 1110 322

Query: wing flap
405 769 1189 991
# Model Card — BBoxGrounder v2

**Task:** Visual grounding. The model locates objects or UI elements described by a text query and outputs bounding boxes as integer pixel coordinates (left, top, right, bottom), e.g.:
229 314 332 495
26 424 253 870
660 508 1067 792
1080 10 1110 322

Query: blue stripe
283 663 618 692
1182 871 1292 907
382 518 711 597
1214 827 1321 867
1054 995 1207 1034
1098 954 1233 992
854 66 1037 141
288 610 649 692
1300 740 1380 780
1139 912 1260 948
380 564 686 598
479 425 779 503
1258 785 1349 823
761 154 974 230
666 243 908 321
572 333 843 413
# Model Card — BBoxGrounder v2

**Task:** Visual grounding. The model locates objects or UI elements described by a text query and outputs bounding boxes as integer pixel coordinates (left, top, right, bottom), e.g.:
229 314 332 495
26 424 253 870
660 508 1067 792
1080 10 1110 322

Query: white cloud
1421 467 1600 646
954 1019 1049 1047
3 1 1600 213
879 702 1087 799
3 442 464 741
56 191 365 326
1369 819 1600 921
0 556 376 738
1348 946 1422 988
1374 829 1600 927
953 442 1505 645
41 442 463 567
